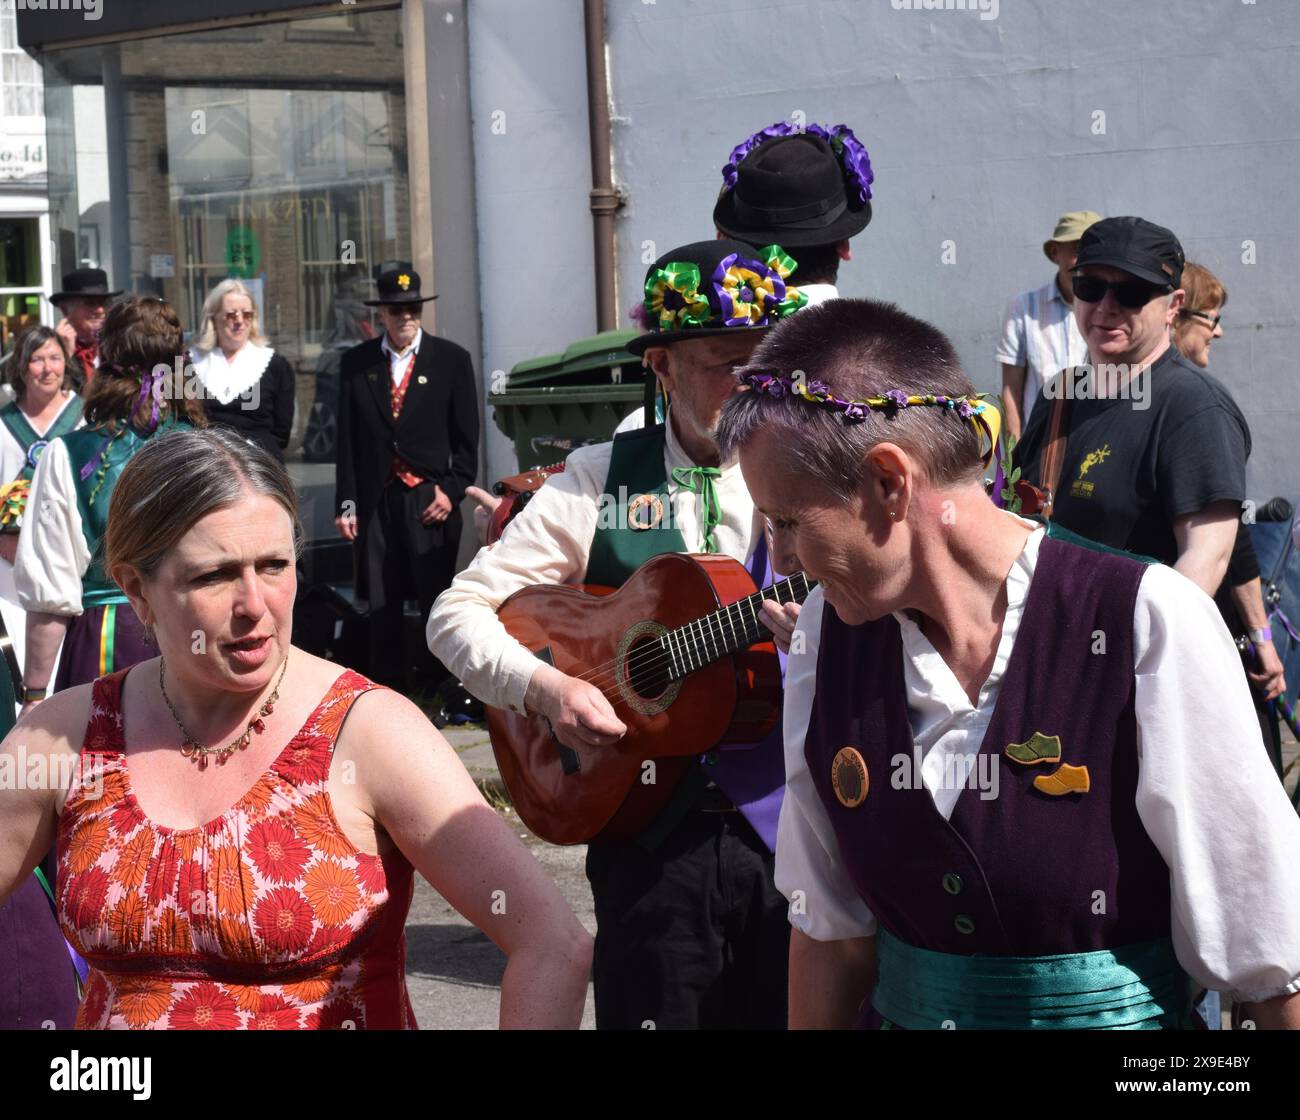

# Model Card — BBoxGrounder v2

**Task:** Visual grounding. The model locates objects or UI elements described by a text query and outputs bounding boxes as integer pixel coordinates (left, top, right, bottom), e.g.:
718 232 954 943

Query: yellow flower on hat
397 274 412 291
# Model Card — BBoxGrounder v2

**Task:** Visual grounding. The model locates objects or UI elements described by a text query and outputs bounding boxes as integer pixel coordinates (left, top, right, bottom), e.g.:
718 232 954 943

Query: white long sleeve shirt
777 524 1300 1002
15 436 91 616
426 414 760 714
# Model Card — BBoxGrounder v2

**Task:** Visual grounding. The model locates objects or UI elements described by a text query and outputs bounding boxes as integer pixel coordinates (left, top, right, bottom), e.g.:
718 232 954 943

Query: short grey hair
104 427 302 582
716 299 986 500
192 279 267 353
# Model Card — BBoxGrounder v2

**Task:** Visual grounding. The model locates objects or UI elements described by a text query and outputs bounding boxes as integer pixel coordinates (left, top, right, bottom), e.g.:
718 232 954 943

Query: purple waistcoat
706 531 787 852
805 535 1171 955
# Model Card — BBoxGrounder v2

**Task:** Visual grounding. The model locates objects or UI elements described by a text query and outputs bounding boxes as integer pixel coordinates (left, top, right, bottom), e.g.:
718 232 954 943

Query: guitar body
485 553 782 845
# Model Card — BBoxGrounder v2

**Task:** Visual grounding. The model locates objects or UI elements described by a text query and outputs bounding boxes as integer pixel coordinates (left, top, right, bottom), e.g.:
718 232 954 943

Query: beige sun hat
1043 210 1103 260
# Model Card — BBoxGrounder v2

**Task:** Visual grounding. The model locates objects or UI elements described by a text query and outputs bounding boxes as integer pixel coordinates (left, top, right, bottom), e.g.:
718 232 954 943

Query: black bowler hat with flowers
626 238 808 356
364 263 438 306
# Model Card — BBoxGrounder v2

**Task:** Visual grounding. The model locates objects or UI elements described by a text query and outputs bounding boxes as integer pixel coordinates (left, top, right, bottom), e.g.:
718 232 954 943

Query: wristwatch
1248 626 1272 645
20 685 48 703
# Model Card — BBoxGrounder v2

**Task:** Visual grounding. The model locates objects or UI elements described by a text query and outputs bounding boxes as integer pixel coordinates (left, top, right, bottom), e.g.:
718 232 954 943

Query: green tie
671 465 722 553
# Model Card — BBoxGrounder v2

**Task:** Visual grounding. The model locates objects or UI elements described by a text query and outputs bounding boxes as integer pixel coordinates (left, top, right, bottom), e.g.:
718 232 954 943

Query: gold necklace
159 653 289 770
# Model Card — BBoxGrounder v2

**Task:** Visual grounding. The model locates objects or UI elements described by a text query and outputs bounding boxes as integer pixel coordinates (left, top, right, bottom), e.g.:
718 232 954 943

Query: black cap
714 132 871 248
50 268 122 304
1074 216 1185 289
364 264 437 306
627 238 807 356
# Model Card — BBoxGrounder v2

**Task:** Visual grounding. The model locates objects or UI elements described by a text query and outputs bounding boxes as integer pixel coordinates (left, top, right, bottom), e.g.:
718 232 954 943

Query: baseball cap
1074 216 1185 289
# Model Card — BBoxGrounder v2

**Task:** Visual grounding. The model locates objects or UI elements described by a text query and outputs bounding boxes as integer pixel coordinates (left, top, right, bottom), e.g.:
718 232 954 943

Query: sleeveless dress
57 668 419 1029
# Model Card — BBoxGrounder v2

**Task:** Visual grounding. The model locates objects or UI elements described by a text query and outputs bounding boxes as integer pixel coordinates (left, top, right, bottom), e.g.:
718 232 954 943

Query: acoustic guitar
485 552 814 845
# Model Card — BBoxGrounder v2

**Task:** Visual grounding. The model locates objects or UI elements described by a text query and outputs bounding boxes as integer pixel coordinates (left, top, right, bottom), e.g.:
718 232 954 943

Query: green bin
491 329 647 470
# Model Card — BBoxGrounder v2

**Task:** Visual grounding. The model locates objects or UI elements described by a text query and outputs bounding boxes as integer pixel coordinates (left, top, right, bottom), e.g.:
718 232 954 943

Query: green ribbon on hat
671 465 722 553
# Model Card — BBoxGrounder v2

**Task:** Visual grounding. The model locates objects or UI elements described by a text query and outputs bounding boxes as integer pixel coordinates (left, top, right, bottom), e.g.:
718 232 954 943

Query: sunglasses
1072 274 1170 309
1183 309 1221 329
222 309 254 324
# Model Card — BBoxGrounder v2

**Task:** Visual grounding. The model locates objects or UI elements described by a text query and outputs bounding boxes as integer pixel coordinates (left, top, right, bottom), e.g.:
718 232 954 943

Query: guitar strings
570 572 811 688
567 575 811 693
569 578 798 686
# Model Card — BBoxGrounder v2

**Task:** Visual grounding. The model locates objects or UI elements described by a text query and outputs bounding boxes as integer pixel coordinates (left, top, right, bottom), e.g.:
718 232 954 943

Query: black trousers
585 808 790 1030
363 479 461 690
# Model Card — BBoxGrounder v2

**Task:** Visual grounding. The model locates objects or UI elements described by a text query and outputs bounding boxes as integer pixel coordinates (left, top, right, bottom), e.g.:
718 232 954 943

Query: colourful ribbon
671 465 722 554
644 262 712 331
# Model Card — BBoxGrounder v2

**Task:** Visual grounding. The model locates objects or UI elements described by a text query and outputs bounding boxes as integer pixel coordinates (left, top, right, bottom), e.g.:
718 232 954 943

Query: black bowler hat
363 264 438 306
713 125 873 248
1074 216 1185 289
50 267 122 305
626 238 808 357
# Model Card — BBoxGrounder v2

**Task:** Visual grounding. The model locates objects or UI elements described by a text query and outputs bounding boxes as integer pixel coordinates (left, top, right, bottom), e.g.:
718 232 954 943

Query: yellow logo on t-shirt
1070 444 1111 499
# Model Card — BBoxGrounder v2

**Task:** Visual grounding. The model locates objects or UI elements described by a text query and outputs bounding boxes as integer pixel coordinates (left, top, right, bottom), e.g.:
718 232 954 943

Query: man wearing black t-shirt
1016 217 1244 594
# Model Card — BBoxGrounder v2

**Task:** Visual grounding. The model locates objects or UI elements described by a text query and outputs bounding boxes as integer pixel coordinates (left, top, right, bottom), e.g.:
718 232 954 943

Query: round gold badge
831 747 869 808
627 493 665 531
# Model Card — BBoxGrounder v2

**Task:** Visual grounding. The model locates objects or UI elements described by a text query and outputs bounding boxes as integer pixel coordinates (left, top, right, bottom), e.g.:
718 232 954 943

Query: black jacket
202 351 295 462
334 332 479 525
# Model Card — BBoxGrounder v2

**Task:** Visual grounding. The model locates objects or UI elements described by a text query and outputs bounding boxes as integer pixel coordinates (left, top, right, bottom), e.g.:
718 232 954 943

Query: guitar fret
708 613 723 660
670 627 687 676
659 634 676 681
700 616 714 663
722 603 738 652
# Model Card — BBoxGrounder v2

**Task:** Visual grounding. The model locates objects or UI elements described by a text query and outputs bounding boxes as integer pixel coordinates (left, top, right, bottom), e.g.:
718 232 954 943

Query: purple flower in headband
842 402 869 423
957 399 976 420
884 389 909 409
762 377 787 398
806 379 832 397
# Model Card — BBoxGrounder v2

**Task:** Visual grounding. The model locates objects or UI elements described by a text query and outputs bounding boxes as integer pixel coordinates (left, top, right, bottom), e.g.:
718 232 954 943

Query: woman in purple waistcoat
716 297 1300 1030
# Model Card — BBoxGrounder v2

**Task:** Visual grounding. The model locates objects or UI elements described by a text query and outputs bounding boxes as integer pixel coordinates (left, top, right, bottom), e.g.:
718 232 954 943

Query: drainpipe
583 0 620 332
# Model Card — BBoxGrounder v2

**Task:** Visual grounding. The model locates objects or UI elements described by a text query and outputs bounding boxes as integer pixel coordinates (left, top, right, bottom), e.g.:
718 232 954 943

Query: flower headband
643 245 808 333
721 121 874 205
740 371 1001 467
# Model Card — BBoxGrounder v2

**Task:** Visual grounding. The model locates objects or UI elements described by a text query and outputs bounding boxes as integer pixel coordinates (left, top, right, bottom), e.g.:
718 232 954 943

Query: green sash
0 397 83 481
873 927 1192 1030
62 419 190 606
585 424 687 587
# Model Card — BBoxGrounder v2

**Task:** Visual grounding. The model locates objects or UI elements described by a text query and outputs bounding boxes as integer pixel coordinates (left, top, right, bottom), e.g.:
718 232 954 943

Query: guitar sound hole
626 635 673 701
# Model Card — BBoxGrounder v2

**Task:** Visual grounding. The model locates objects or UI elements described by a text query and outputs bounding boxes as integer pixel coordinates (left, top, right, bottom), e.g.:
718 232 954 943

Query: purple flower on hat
721 121 796 191
830 125 874 205
884 389 909 409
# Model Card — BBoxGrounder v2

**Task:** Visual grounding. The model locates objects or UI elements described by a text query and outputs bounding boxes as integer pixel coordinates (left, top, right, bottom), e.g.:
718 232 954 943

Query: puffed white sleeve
1132 562 1300 1002
774 587 877 941
425 444 609 715
14 437 90 616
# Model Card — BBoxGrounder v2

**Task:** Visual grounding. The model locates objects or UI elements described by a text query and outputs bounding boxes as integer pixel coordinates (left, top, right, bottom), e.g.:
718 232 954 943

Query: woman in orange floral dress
0 428 592 1029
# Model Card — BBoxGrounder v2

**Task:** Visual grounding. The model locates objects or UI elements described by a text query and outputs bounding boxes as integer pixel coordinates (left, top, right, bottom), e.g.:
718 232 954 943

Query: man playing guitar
427 239 806 1028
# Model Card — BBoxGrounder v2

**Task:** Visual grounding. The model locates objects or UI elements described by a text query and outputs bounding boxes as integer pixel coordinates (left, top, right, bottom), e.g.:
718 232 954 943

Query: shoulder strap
1037 371 1073 520
82 670 130 755
0 401 41 452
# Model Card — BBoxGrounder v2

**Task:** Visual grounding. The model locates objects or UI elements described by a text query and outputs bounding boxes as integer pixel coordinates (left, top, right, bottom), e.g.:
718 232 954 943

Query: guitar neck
662 572 814 681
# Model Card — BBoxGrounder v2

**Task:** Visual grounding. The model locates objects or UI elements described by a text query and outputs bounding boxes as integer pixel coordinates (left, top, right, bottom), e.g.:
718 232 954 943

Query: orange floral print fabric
58 669 417 1029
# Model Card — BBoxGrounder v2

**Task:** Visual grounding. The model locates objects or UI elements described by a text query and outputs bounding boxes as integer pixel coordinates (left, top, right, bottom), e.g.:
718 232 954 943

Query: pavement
405 725 596 1029
405 722 1300 1029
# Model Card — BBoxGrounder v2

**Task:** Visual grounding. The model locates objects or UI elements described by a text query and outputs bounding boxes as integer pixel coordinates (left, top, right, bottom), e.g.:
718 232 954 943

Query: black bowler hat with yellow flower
626 238 807 356
364 263 438 306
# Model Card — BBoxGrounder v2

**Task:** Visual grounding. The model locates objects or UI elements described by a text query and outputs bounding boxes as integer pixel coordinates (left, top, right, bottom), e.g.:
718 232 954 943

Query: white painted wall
470 0 1300 499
